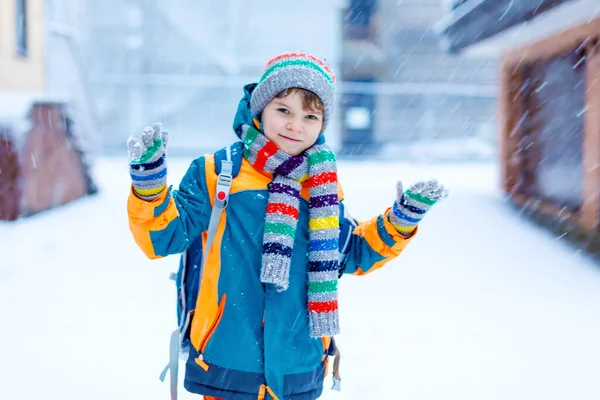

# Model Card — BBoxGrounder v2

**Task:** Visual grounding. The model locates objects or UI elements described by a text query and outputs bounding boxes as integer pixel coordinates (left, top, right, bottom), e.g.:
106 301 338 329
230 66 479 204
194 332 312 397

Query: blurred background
1 0 500 160
4 0 600 228
3 1 600 399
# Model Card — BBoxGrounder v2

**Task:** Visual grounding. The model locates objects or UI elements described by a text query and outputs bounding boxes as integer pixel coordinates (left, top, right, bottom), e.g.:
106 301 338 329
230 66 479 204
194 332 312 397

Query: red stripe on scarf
306 171 337 187
254 141 279 171
267 202 299 219
308 300 338 313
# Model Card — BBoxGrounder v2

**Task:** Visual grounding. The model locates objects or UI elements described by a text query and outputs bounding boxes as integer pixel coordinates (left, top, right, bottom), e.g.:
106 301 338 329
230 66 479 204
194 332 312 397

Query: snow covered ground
2 157 600 400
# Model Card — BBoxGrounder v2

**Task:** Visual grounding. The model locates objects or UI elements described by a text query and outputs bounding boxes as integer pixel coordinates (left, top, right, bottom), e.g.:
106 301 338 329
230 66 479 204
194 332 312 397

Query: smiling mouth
279 134 301 143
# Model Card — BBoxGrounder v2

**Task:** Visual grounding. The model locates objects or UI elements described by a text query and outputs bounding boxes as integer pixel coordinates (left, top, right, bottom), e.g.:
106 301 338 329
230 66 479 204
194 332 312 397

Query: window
16 0 28 57
522 54 586 209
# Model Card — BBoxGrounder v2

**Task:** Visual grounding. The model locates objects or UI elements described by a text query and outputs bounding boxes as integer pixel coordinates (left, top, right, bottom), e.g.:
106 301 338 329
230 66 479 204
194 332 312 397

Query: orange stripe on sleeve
350 208 417 275
127 186 179 259
354 208 416 259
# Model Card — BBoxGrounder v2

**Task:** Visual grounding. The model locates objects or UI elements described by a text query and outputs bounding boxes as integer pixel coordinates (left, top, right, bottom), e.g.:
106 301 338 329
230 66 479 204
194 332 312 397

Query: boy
127 52 447 400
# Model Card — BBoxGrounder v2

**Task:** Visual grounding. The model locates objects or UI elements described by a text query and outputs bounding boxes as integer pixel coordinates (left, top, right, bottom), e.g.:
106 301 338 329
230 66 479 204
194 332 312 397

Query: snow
2 157 600 400
379 136 496 162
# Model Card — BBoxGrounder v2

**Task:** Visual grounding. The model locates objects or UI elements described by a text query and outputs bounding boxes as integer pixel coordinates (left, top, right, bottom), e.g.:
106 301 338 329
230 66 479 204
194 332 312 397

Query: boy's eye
306 115 319 120
277 108 290 114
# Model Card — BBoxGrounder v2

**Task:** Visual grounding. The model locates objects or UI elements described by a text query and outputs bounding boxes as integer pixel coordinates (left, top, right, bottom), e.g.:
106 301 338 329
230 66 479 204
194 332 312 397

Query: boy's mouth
278 134 301 143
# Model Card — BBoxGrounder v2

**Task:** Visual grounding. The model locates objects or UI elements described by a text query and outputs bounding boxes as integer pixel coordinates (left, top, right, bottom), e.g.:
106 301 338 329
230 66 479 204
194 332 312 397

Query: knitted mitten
127 122 169 201
389 179 448 237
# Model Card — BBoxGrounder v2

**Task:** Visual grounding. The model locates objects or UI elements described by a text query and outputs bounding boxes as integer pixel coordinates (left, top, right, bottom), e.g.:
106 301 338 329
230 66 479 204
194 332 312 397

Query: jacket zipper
194 293 227 371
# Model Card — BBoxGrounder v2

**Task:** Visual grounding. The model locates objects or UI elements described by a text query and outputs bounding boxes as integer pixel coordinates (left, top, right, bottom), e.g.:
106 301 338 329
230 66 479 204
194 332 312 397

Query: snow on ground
1 156 600 400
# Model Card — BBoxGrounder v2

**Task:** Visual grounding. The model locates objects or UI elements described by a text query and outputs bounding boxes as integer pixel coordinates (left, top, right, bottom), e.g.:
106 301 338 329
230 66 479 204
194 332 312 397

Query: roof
434 0 580 54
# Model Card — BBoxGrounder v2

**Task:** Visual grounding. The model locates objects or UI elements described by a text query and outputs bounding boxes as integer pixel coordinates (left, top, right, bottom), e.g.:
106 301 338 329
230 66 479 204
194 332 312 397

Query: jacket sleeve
338 200 416 276
127 156 212 259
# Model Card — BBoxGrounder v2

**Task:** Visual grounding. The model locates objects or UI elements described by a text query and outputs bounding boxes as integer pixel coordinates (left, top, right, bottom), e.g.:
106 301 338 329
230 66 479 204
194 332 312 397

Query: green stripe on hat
259 59 335 88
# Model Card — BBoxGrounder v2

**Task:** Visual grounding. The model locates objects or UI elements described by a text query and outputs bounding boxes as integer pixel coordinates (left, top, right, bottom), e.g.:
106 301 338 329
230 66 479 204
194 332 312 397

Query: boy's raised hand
127 122 170 201
389 179 448 236
127 122 169 163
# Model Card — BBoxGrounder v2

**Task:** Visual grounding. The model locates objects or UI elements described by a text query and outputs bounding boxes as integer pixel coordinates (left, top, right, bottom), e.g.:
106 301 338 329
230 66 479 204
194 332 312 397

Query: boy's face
261 90 324 156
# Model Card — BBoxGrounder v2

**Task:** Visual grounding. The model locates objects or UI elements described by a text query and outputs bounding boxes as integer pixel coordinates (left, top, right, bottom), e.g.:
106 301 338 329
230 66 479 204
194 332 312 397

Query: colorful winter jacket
127 85 416 400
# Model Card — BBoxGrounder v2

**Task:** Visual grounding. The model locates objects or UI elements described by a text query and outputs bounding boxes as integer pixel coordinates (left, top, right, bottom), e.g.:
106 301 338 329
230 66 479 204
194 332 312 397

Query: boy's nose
287 119 301 132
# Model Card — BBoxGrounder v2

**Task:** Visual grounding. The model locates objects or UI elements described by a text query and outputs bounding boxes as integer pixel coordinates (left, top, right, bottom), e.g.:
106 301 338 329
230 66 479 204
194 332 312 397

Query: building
436 0 600 252
79 0 345 153
340 0 499 159
0 0 96 221
0 0 44 92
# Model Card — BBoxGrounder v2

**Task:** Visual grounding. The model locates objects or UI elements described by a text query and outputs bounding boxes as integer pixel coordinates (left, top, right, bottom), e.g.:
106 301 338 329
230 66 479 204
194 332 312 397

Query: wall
0 0 45 91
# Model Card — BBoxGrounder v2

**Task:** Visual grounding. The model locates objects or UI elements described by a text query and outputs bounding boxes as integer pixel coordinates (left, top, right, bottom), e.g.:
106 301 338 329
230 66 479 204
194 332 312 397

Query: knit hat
250 52 336 130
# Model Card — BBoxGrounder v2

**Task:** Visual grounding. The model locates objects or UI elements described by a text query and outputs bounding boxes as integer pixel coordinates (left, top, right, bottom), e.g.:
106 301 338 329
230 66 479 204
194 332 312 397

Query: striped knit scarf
241 124 340 337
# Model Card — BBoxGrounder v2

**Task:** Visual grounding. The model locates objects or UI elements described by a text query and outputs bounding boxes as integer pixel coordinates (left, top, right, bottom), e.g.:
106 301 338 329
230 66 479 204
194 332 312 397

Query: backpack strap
160 143 236 400
204 145 233 253
213 141 243 177
330 338 342 391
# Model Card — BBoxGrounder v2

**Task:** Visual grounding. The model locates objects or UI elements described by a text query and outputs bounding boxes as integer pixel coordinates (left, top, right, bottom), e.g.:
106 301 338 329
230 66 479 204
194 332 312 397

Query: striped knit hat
250 52 336 130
